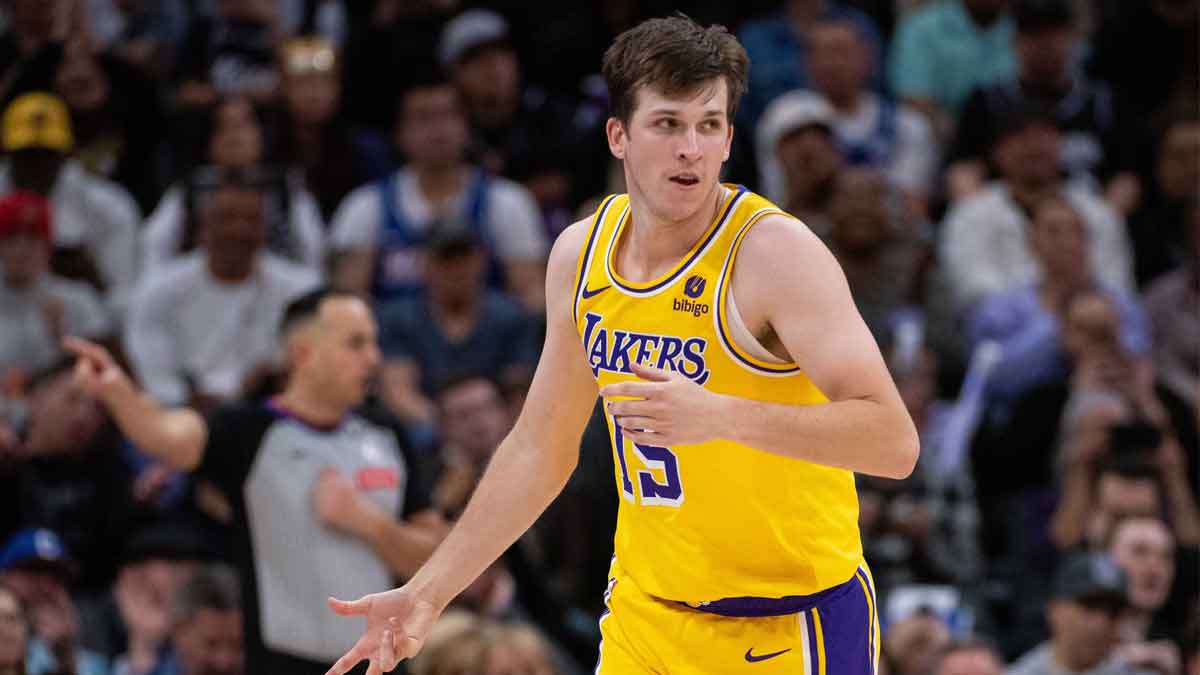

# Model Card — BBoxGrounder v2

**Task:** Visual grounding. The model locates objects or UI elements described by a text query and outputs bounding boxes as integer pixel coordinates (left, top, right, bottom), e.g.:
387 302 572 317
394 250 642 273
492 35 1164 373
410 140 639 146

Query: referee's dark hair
279 286 359 337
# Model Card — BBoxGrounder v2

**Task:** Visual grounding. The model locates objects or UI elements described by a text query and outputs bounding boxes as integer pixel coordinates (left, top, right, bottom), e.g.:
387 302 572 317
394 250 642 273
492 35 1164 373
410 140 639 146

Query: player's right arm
324 219 600 675
63 336 207 471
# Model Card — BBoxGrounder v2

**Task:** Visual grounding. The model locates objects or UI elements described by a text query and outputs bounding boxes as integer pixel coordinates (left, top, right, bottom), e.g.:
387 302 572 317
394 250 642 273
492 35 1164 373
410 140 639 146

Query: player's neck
622 184 726 280
275 384 348 427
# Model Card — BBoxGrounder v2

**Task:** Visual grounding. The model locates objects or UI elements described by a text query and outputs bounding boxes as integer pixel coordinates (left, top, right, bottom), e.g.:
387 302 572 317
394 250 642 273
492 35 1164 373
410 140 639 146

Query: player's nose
676 127 702 161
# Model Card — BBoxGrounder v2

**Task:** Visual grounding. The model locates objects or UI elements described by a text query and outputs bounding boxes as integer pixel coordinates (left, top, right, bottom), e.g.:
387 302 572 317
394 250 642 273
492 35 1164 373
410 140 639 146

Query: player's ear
283 330 312 370
606 117 627 160
723 119 734 162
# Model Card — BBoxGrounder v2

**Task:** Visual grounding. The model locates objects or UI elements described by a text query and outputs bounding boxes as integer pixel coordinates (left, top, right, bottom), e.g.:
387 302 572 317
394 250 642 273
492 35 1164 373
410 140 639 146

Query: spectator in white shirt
125 181 320 410
801 17 938 216
0 92 140 319
940 109 1133 312
754 93 845 238
329 72 547 311
142 96 325 275
0 190 111 379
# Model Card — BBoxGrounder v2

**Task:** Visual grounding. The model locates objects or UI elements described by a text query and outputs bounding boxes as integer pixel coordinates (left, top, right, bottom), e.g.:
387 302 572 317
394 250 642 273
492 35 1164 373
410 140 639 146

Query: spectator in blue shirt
378 218 540 448
889 0 1016 137
737 0 884 131
967 195 1149 404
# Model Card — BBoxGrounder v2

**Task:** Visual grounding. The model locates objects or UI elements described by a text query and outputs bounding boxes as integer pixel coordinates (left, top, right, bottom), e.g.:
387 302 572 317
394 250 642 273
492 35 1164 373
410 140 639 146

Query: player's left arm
606 214 919 479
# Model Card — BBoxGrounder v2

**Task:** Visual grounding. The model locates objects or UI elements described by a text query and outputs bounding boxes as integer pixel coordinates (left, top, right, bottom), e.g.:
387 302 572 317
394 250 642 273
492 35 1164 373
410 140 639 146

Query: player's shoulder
547 218 594 275
738 211 830 267
207 399 278 436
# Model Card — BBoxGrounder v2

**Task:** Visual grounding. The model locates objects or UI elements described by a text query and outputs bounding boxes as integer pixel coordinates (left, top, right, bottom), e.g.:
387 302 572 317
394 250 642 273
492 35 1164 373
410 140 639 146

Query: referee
66 288 443 675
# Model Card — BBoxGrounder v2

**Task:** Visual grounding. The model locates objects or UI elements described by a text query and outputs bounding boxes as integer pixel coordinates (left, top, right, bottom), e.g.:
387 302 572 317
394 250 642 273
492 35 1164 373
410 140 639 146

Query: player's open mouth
670 174 700 186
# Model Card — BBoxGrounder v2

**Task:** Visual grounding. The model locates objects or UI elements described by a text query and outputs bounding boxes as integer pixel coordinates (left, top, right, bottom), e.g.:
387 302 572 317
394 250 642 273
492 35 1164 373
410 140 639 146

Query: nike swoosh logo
581 284 610 299
745 648 791 663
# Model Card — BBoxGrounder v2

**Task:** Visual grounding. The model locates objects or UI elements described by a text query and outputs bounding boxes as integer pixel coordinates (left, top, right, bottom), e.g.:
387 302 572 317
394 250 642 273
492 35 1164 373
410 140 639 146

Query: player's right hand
325 588 440 675
63 336 130 401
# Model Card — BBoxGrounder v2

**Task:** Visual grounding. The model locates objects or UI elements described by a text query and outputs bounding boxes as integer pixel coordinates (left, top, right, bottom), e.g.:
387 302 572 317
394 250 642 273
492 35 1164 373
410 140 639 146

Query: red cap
0 190 52 242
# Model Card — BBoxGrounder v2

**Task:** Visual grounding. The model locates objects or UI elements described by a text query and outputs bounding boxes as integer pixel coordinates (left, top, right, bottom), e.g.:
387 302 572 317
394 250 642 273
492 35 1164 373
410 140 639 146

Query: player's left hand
600 361 726 446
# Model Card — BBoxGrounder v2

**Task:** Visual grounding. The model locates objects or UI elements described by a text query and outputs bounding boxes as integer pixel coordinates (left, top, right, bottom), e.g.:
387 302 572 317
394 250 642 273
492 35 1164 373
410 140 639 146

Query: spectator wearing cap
0 190 111 378
939 110 1133 312
143 96 326 275
755 92 844 238
786 18 938 216
0 92 141 319
126 181 320 410
439 9 587 234
67 287 444 675
377 218 540 446
278 36 391 223
735 0 884 132
0 528 109 675
947 0 1139 210
966 195 1149 404
889 0 1016 137
1007 553 1146 675
329 71 548 310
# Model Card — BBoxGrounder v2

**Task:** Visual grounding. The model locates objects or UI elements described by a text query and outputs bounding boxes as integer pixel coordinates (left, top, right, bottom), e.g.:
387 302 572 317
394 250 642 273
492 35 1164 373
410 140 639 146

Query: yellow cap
3 93 73 153
282 37 337 76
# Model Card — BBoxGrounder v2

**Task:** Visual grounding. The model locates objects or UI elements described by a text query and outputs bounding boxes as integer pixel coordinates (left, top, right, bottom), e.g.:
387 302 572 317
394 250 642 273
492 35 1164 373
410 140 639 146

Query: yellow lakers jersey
573 185 862 604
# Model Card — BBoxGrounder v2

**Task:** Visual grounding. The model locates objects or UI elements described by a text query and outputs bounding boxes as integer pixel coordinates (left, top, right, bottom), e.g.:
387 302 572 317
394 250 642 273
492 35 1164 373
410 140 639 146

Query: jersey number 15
611 415 684 507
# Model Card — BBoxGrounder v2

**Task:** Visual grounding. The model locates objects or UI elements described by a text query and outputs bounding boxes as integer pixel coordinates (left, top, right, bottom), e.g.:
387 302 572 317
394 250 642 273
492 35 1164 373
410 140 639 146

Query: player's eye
656 118 678 129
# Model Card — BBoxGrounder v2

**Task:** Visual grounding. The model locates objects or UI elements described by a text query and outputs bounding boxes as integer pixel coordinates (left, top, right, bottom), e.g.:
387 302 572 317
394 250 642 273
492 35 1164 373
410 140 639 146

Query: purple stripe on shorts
857 569 876 674
678 575 856 617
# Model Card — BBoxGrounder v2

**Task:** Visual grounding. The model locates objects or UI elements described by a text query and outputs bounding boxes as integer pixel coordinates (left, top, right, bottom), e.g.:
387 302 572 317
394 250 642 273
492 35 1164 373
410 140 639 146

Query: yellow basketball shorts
595 558 880 674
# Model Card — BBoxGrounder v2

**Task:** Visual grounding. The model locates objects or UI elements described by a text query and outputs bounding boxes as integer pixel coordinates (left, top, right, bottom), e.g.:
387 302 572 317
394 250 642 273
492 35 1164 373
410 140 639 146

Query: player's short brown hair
601 15 749 125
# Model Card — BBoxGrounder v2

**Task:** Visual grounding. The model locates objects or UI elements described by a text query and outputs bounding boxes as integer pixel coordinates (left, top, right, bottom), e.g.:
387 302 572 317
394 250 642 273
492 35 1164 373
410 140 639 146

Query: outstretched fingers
62 336 107 363
325 641 370 675
327 595 370 616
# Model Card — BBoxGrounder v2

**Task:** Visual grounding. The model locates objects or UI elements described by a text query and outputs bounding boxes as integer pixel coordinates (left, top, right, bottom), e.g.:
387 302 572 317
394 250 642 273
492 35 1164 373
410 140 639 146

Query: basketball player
327 16 919 675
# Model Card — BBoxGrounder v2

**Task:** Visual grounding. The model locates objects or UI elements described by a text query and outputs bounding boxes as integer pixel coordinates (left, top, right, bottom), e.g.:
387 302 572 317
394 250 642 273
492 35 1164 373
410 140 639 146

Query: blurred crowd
0 0 1195 673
